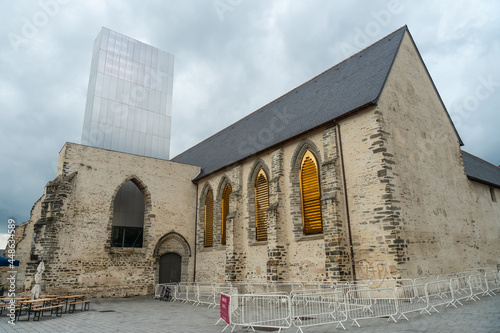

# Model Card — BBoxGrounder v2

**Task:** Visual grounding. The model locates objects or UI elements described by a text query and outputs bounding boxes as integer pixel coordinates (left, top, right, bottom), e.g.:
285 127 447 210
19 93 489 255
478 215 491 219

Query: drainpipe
193 182 198 282
336 122 357 281
192 169 202 283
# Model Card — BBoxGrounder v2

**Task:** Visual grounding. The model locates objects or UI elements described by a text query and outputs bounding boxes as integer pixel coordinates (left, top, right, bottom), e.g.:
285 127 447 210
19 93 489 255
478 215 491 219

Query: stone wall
192 30 500 283
13 143 199 297
195 126 353 283
378 31 500 277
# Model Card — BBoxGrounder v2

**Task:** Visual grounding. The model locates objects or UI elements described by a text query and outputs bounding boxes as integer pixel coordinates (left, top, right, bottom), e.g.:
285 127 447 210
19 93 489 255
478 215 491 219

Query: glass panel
132 131 140 154
109 77 118 101
153 112 160 135
139 133 146 154
97 50 106 73
150 135 157 157
158 114 166 137
127 106 135 131
118 128 126 151
133 40 140 63
140 43 146 64
144 134 153 156
152 47 158 69
133 108 141 132
140 113 147 133
148 88 155 112
94 72 103 96
111 226 143 248
102 74 111 99
146 45 152 66
91 97 100 122
116 78 124 103
125 128 134 152
101 28 109 50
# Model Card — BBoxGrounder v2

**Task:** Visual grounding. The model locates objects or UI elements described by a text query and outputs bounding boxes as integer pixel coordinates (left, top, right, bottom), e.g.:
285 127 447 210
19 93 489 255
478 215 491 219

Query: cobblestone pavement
1 293 499 332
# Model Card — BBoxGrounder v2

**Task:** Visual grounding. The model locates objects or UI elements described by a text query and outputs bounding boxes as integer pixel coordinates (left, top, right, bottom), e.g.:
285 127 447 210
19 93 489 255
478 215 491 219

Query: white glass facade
81 27 173 159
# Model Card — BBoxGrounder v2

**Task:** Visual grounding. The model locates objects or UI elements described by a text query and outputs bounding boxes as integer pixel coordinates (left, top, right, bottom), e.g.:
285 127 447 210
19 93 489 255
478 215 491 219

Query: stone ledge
107 247 147 255
249 241 268 247
295 233 324 242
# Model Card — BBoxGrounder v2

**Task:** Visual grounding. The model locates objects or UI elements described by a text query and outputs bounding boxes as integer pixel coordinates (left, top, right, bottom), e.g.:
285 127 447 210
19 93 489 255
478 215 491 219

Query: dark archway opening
159 253 182 283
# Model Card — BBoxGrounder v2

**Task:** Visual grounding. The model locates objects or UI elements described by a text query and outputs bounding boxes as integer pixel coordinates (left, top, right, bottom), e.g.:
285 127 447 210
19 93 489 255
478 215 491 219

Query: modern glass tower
81 27 173 159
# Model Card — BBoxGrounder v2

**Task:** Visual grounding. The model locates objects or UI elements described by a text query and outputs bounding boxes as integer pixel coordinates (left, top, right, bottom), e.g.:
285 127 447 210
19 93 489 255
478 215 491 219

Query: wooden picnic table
0 298 30 315
0 297 30 303
57 294 86 299
56 295 86 313
20 298 57 306
18 297 62 321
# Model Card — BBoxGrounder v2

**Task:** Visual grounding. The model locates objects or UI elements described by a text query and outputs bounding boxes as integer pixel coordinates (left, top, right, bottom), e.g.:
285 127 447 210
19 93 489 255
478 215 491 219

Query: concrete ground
1 293 499 332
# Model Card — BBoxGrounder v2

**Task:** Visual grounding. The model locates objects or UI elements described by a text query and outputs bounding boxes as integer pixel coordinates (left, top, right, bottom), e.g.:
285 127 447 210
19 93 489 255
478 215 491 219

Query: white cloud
0 0 498 237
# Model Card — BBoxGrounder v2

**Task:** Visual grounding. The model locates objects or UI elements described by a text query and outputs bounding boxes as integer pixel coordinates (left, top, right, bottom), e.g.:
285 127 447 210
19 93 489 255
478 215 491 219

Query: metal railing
226 293 291 332
346 288 398 327
153 268 500 332
291 290 347 332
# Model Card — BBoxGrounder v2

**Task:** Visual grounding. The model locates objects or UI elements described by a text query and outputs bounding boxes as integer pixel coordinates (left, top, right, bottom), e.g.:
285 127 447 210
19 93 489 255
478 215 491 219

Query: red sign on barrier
220 293 230 324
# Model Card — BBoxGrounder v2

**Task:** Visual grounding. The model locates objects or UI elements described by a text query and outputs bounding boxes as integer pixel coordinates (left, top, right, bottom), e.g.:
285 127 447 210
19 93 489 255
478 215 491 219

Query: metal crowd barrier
469 274 489 300
196 283 216 307
484 271 500 295
425 280 454 313
225 293 291 332
153 268 500 331
450 276 473 306
395 283 429 320
291 290 347 331
346 288 398 327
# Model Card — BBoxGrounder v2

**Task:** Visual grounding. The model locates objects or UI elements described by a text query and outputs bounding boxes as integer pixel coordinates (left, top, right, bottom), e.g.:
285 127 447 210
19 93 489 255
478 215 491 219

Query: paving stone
1 294 499 332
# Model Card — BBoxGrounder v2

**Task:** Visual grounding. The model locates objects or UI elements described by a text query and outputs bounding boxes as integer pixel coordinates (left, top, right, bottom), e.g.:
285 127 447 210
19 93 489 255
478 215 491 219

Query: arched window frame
254 168 269 241
107 177 151 251
204 189 214 247
300 149 323 234
221 183 232 245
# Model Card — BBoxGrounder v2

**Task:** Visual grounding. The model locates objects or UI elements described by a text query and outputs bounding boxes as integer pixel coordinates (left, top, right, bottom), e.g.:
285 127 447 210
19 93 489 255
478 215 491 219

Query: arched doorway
159 253 182 283
154 232 191 284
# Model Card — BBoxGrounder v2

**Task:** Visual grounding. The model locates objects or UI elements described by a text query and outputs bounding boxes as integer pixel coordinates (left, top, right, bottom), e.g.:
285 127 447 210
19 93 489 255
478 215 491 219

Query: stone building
7 26 500 297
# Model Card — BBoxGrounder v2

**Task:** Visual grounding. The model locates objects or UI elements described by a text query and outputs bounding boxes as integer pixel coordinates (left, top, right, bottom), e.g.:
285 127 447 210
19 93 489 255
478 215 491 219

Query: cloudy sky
0 0 499 249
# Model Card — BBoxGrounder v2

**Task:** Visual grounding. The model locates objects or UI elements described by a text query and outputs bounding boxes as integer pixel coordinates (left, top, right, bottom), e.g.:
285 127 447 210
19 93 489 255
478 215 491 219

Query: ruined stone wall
378 31 500 277
16 143 199 297
0 215 34 294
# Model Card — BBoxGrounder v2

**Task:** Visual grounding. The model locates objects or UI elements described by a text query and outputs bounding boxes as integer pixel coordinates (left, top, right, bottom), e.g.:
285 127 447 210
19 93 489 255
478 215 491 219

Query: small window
111 180 144 248
491 187 497 202
254 169 269 241
204 190 214 247
221 183 232 245
300 150 323 234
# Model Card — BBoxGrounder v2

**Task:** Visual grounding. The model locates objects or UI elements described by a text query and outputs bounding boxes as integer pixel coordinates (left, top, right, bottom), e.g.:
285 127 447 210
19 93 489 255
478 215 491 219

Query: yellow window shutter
254 169 269 241
204 190 214 247
300 150 323 234
221 183 232 245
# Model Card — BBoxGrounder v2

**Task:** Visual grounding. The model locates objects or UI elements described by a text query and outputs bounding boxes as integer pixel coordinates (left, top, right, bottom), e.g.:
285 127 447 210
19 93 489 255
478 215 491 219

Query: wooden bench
14 304 34 321
68 300 90 313
31 304 64 321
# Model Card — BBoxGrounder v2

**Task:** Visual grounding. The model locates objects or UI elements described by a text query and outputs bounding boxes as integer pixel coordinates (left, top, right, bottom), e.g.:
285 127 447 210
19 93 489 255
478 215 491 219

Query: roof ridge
172 26 408 161
462 150 500 169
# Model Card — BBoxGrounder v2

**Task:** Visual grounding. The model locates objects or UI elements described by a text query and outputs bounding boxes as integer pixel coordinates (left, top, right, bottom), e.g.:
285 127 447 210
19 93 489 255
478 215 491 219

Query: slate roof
462 151 500 188
172 26 409 179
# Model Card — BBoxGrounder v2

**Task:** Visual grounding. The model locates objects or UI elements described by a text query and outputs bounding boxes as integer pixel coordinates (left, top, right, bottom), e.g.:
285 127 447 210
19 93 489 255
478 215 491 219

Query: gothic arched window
254 169 269 241
111 180 145 247
300 150 323 234
204 190 214 247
